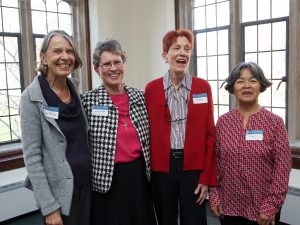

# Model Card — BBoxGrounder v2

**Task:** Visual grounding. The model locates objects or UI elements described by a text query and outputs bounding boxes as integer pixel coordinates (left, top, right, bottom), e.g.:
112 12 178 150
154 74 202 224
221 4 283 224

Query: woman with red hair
145 29 216 225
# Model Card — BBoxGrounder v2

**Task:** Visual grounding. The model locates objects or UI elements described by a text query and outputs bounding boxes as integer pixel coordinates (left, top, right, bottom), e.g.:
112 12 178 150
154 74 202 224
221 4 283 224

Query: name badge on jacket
193 93 208 104
92 105 109 116
43 105 59 119
245 130 264 141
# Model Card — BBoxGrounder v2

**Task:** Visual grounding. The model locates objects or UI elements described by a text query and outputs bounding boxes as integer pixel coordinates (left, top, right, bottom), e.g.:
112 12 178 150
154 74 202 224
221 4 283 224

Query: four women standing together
20 28 291 225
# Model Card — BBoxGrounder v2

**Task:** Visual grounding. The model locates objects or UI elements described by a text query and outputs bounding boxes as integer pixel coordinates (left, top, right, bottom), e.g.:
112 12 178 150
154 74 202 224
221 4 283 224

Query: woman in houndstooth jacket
81 39 156 225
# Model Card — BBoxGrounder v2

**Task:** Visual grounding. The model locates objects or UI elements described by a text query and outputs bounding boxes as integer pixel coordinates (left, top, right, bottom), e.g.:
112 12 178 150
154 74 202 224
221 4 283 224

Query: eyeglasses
164 85 190 123
100 60 124 70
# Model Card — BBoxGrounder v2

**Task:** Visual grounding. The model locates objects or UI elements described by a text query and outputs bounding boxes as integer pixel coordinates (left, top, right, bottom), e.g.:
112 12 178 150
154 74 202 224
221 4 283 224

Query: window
241 0 289 123
193 0 230 121
0 0 91 172
0 1 22 144
192 0 289 123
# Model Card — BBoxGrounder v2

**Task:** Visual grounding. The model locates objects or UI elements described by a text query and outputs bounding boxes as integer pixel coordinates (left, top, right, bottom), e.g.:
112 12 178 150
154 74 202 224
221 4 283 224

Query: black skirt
91 156 157 225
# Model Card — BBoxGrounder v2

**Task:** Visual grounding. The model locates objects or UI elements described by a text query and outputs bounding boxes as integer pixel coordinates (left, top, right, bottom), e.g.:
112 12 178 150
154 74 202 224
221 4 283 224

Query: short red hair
162 29 194 53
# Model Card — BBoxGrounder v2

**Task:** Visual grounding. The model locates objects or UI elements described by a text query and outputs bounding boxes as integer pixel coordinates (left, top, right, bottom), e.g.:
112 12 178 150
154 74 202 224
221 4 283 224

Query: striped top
209 107 291 221
163 72 191 149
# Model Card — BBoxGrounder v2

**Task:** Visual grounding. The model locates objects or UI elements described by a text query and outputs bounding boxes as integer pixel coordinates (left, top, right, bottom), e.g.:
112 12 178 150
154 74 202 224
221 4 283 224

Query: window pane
194 0 205 7
218 55 229 80
214 105 218 123
272 80 286 107
245 26 257 52
58 1 71 13
7 63 20 89
0 37 4 61
258 0 270 20
207 31 217 55
0 91 9 116
245 53 257 63
197 57 207 79
2 7 20 32
272 51 286 79
258 52 271 79
258 86 271 107
47 12 59 31
209 81 218 105
272 0 289 18
4 37 19 62
272 22 286 50
217 1 229 27
2 0 19 7
206 4 216 28
206 0 216 4
31 0 46 10
0 116 11 142
58 14 72 35
32 11 47 34
0 9 2 32
196 33 206 56
35 38 44 63
8 89 21 115
218 29 228 54
193 7 206 30
258 24 271 51
207 56 218 80
219 105 229 117
242 0 257 22
46 0 58 12
219 82 229 105
10 115 20 139
0 64 7 89
272 108 285 123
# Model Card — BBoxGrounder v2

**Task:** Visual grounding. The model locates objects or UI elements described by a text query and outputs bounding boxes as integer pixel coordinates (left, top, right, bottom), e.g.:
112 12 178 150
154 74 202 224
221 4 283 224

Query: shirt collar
163 71 192 91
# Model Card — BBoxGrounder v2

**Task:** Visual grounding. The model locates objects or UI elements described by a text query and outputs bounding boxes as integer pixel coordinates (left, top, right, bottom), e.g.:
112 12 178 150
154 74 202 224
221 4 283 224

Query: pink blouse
110 93 142 163
209 107 291 221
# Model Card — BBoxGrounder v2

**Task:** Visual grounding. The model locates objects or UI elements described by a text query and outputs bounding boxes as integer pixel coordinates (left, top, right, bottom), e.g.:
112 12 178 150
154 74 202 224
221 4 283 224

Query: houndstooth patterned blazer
81 85 151 193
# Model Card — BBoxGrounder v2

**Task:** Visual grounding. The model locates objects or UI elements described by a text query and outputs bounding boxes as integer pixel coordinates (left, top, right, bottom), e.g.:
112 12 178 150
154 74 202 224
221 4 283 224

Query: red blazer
145 76 216 185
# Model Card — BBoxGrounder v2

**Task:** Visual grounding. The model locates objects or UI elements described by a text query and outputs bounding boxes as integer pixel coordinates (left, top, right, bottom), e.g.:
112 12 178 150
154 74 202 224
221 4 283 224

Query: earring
44 64 48 70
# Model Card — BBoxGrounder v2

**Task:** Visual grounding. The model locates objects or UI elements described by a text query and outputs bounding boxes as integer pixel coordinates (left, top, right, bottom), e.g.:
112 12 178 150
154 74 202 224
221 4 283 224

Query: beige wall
89 0 175 89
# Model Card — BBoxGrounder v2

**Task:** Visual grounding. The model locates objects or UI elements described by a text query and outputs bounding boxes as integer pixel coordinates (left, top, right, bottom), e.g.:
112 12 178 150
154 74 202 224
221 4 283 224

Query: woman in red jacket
145 28 216 225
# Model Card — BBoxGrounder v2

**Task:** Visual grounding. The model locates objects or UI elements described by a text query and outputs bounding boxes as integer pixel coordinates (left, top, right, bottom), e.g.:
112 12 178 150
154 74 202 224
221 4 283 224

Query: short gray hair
37 30 82 75
93 39 127 71
225 62 272 94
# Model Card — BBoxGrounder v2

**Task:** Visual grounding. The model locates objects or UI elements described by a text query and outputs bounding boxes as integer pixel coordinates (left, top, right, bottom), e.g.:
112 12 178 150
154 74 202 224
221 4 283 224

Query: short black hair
225 62 272 94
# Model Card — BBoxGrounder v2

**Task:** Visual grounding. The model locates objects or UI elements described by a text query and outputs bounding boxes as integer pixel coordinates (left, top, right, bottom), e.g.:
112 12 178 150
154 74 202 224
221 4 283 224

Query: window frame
0 0 91 172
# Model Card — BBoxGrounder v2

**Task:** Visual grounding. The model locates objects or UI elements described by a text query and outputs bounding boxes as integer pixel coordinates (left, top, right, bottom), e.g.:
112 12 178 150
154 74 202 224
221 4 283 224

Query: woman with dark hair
145 28 216 225
209 62 292 225
20 30 91 225
81 39 156 225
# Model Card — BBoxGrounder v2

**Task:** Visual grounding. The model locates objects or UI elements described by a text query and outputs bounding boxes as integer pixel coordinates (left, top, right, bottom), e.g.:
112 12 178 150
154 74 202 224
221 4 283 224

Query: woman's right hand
45 209 64 225
210 204 224 218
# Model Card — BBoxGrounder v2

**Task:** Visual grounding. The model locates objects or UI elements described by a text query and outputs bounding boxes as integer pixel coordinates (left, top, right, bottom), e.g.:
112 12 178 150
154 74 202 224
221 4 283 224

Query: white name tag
92 105 109 116
43 105 59 119
245 130 264 141
193 93 208 104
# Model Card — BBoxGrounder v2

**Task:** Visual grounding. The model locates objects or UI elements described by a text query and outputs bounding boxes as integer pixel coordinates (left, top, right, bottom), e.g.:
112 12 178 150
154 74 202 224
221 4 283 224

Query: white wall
89 0 175 89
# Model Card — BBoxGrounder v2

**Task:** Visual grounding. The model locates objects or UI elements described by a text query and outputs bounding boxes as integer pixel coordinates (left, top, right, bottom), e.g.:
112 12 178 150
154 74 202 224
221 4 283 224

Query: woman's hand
209 204 224 217
45 209 64 225
257 213 275 225
194 184 208 205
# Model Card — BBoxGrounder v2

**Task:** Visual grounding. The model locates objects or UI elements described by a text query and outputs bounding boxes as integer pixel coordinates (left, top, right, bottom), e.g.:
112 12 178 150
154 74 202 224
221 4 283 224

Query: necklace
61 88 71 103
121 110 130 130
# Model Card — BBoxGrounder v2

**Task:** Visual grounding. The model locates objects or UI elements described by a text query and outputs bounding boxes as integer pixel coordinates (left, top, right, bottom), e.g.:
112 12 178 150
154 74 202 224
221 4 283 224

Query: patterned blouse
209 107 292 221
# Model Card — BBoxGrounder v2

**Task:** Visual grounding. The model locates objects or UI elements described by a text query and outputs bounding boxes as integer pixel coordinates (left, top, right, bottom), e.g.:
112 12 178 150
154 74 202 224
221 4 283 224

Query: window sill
290 141 300 169
0 143 24 172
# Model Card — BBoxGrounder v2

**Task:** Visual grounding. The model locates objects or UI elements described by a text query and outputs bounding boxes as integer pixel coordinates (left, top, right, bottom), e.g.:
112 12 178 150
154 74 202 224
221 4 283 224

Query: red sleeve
198 83 217 186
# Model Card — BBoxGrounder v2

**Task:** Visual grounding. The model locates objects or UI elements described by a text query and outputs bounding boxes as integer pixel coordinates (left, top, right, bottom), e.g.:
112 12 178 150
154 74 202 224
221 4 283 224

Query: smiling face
96 51 124 92
41 36 75 78
163 36 192 77
233 68 261 106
